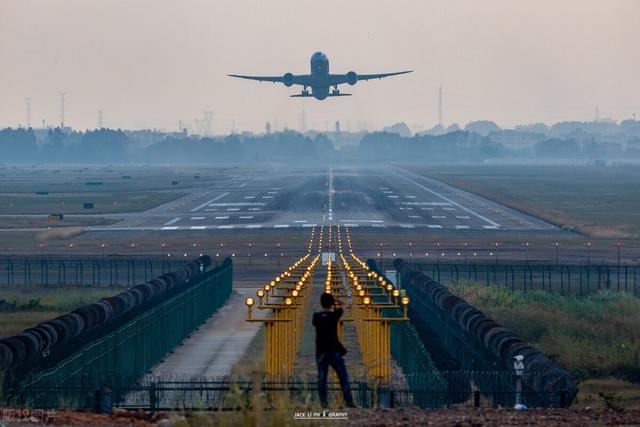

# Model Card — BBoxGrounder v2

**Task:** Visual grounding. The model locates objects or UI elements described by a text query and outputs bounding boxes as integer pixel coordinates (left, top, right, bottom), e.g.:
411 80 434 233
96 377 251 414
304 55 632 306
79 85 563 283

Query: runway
84 166 557 233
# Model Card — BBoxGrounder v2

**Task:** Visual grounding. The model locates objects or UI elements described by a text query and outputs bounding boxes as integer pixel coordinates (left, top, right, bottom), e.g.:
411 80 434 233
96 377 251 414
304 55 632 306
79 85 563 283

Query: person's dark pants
316 351 355 408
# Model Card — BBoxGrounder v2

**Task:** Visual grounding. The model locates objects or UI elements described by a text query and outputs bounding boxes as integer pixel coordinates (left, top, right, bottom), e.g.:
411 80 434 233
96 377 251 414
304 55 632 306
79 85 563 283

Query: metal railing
5 374 568 410
4 259 233 408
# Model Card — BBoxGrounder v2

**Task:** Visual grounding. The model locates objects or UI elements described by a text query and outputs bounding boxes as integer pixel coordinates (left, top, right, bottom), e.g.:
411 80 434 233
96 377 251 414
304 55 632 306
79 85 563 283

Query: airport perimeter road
145 289 265 378
84 166 558 234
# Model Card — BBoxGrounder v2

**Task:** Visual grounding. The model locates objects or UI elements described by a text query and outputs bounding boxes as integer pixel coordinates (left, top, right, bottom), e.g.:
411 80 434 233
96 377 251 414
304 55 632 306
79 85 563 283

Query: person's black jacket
312 308 348 356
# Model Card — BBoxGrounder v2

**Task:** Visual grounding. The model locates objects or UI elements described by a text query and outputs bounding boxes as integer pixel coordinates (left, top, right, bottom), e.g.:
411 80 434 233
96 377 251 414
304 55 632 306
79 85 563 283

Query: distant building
488 130 546 149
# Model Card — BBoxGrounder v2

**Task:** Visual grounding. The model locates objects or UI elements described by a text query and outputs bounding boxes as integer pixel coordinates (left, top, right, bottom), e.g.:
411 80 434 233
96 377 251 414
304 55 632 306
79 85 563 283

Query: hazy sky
1 0 639 133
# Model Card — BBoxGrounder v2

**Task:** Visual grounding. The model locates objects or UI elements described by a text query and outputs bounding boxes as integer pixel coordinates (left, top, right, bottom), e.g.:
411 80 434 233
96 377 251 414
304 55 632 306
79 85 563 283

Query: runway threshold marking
161 226 179 230
427 224 443 229
388 168 501 228
163 217 181 226
190 226 206 230
191 192 229 212
274 224 289 228
246 224 262 229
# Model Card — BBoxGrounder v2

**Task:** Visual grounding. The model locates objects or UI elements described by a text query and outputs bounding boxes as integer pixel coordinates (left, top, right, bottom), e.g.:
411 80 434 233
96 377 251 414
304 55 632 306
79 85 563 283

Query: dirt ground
3 407 640 427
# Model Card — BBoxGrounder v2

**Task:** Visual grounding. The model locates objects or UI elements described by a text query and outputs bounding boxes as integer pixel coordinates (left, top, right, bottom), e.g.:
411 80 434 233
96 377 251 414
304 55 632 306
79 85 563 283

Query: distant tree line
0 127 639 164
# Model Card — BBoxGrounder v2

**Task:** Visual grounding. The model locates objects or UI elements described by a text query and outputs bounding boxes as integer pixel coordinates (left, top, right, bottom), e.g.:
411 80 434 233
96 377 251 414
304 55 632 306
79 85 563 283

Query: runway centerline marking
388 168 501 228
191 192 229 212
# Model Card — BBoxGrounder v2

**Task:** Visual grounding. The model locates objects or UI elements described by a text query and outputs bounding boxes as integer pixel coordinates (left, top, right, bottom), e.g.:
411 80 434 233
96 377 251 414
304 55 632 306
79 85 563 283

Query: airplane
228 51 412 100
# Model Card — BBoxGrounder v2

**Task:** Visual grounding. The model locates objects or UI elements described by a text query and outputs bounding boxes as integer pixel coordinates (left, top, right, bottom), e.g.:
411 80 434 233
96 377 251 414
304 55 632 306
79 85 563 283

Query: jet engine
346 71 358 85
283 73 294 87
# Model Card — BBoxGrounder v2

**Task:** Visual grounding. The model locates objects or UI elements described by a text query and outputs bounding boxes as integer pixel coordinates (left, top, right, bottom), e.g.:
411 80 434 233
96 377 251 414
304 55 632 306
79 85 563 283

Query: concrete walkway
148 289 265 378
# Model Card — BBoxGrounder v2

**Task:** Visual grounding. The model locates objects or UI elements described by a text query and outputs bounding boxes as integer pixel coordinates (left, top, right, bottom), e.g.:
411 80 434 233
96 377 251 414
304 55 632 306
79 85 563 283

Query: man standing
312 292 355 408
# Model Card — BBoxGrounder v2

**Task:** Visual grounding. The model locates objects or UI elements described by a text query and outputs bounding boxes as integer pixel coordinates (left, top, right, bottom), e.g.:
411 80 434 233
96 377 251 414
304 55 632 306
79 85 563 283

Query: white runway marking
208 202 265 207
274 224 289 228
427 224 443 229
190 226 206 230
239 216 253 219
215 216 229 220
268 191 277 194
249 208 261 211
388 168 502 228
456 216 471 219
344 223 360 227
443 208 456 211
400 224 415 228
483 225 500 229
455 225 471 229
383 191 393 194
226 208 239 211
246 224 262 229
239 182 247 187
262 196 273 199
403 202 451 206
406 195 416 198
294 220 307 223
302 223 317 227
371 223 386 228
191 192 229 212
408 215 422 219
387 195 399 198
190 217 205 220
244 196 255 199
161 226 179 230
218 225 234 229
432 215 446 219
164 217 181 226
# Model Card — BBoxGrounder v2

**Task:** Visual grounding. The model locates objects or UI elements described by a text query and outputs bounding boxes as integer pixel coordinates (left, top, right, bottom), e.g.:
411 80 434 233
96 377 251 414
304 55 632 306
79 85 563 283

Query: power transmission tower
26 97 32 128
203 110 213 136
59 93 67 128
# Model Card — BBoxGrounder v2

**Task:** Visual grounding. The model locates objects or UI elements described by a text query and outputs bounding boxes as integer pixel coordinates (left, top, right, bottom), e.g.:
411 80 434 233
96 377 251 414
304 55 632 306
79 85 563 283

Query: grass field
0 287 119 336
0 191 185 215
409 164 640 240
450 281 640 409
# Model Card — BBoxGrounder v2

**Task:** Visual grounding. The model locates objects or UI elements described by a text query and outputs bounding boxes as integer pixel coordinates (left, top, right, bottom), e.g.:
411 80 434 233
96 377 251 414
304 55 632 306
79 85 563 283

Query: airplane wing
227 74 310 86
330 70 412 85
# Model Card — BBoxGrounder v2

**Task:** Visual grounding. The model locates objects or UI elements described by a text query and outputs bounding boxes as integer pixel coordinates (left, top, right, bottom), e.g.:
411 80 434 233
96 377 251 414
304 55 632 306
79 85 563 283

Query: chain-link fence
404 262 638 296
